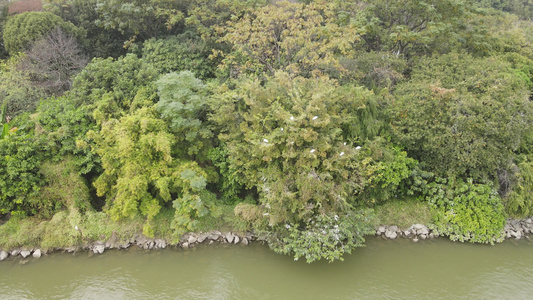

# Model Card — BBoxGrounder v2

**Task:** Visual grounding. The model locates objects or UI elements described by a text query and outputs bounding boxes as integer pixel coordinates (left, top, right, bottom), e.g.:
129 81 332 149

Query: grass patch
374 198 435 229
0 203 249 250
196 204 249 234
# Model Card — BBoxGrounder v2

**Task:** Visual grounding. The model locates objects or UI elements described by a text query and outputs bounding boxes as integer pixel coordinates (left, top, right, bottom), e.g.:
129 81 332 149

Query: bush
0 129 45 216
3 11 85 55
426 178 506 244
504 160 533 218
267 209 376 263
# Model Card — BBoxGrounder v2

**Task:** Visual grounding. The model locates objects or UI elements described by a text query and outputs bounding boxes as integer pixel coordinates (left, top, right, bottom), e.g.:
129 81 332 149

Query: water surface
1 237 532 299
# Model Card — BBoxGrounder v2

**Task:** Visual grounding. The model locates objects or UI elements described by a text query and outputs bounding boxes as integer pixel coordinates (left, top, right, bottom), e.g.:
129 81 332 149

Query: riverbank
1 218 532 262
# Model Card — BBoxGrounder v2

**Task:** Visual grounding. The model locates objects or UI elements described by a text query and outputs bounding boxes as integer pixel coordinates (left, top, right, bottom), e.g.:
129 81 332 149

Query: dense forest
0 0 532 262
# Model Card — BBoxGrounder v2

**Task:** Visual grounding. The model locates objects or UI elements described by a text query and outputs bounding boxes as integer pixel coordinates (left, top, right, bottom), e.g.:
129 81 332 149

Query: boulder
188 235 197 244
510 230 522 239
20 250 31 258
420 234 427 240
0 250 8 261
377 226 387 234
403 230 412 237
384 230 397 240
10 249 20 257
182 242 189 249
417 227 429 235
413 238 419 242
225 232 234 244
242 237 249 246
155 239 167 249
32 249 41 258
197 234 208 243
389 225 399 233
413 224 426 230
93 245 105 254
234 236 240 244
208 232 221 241
105 231 119 249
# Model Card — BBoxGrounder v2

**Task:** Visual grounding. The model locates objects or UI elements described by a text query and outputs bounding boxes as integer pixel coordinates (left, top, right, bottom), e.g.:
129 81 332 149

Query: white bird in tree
312 116 318 120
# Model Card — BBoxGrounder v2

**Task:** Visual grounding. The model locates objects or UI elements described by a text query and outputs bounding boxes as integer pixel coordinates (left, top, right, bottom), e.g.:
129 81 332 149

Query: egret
290 116 294 121
355 146 361 150
339 152 345 156
280 127 284 131
310 149 316 153
75 225 79 231
263 139 269 143
312 116 318 120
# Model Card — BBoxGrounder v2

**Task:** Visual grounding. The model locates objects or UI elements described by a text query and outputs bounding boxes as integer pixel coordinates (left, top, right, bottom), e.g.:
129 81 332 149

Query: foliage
218 1 359 78
267 210 375 263
0 126 45 216
2 11 85 55
505 160 533 218
0 54 47 116
183 0 268 40
94 0 184 44
358 141 418 205
37 157 92 216
208 144 245 204
89 105 211 237
426 177 506 244
44 0 128 58
390 53 533 180
0 104 10 139
210 72 380 227
339 51 407 89
478 0 533 20
35 96 99 175
70 53 157 118
156 71 212 158
142 33 219 79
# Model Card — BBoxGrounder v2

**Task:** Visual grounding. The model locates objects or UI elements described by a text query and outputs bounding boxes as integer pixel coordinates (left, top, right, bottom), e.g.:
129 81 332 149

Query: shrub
426 178 506 244
267 209 376 263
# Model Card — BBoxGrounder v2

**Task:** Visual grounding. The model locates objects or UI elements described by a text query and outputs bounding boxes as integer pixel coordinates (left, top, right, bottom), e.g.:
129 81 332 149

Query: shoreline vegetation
1 0 533 263
1 215 532 262
1 200 532 262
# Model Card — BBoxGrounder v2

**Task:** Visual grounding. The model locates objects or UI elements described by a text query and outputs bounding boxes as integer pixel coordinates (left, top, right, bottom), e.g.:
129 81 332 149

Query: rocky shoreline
1 218 532 262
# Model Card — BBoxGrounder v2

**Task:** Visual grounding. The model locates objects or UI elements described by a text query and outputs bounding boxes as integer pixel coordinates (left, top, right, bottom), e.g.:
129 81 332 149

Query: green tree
89 105 211 236
156 71 212 158
44 0 128 58
142 33 219 79
3 11 85 55
94 0 185 45
390 53 533 180
70 53 157 120
0 117 45 216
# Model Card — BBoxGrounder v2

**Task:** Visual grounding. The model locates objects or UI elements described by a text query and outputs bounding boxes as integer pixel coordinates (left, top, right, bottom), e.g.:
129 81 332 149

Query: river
1 237 532 299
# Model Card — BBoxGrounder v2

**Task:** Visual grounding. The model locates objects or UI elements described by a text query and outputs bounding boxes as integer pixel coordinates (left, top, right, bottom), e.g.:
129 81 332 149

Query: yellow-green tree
218 0 359 78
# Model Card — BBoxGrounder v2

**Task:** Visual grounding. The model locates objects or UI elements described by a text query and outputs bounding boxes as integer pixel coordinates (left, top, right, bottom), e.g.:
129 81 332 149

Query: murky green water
1 237 532 299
